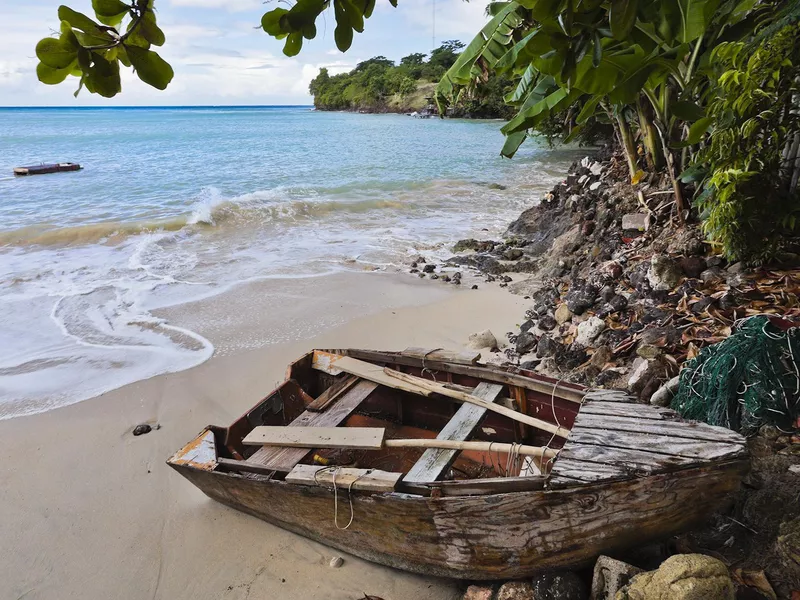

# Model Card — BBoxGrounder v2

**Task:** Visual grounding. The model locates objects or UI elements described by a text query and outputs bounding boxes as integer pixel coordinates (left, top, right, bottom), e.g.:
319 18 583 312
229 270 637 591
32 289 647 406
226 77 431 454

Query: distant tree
428 40 465 70
400 52 427 66
354 56 394 71
398 76 416 97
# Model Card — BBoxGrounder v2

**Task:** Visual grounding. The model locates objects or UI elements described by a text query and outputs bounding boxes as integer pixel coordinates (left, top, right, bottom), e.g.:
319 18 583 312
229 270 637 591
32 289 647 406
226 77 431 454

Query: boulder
423 263 436 273
618 554 734 600
589 346 612 370
576 317 607 347
601 261 624 280
537 334 558 358
453 239 497 253
777 515 800 574
504 248 525 261
497 581 535 600
590 556 642 600
468 329 498 351
329 556 343 568
133 424 152 436
679 257 707 279
464 585 494 600
516 331 538 355
531 571 588 600
608 294 628 313
628 358 655 393
555 304 572 325
539 315 558 332
700 268 724 285
650 376 680 407
566 285 599 315
647 255 682 292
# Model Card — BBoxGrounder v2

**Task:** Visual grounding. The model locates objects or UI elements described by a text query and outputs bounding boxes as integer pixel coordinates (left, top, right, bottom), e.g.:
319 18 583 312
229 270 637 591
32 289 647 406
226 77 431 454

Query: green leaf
126 45 174 89
609 0 638 40
301 22 317 39
678 164 706 183
592 30 602 67
501 131 527 158
93 0 129 16
36 37 78 69
334 23 353 51
671 100 705 122
283 32 303 56
576 94 602 123
685 116 712 145
138 11 165 46
262 8 289 36
37 60 76 85
58 6 102 33
86 53 121 97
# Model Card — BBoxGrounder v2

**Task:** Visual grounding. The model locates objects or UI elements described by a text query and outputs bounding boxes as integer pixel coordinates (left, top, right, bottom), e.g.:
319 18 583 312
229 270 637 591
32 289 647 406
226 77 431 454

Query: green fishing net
671 315 800 434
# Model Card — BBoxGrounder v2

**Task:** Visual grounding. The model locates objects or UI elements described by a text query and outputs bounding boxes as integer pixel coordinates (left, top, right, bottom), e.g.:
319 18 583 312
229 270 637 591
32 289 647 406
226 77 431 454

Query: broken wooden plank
555 442 698 473
567 428 747 461
305 375 359 412
401 347 481 365
383 367 570 438
285 464 402 492
246 380 378 472
399 475 547 496
320 348 587 404
579 401 679 420
404 382 503 484
243 426 385 450
549 458 633 483
574 412 746 445
582 389 636 402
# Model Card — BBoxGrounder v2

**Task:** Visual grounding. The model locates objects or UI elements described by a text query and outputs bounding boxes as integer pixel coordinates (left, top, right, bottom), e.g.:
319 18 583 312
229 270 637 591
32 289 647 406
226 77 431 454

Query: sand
0 271 528 600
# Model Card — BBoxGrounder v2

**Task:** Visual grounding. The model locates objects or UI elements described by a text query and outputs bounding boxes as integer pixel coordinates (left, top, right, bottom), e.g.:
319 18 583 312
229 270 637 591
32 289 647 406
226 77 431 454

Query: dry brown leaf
732 569 776 600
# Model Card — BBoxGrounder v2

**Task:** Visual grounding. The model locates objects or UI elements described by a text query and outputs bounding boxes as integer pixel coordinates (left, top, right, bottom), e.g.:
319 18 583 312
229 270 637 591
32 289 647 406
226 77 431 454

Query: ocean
0 106 581 418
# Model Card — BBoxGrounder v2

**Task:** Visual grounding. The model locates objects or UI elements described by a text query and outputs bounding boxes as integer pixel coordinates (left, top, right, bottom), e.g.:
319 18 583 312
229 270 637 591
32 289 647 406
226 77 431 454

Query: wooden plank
402 347 481 366
216 457 278 477
579 401 679 420
399 475 547 496
567 428 747 461
285 464 402 492
555 442 698 472
582 389 635 402
404 382 503 484
246 380 379 472
549 458 632 483
243 426 385 450
306 375 359 412
574 412 746 445
323 348 587 404
383 368 570 438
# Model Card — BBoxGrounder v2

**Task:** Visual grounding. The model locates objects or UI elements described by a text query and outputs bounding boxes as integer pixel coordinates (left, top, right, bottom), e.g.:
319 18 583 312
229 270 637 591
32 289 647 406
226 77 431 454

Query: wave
0 185 422 248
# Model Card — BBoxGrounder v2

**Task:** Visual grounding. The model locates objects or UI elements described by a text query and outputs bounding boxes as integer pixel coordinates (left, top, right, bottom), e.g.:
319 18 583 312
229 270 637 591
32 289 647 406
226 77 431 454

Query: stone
628 358 655 393
706 256 724 268
463 585 494 600
650 376 680 407
539 315 558 332
647 255 682 292
329 556 343 568
504 248 525 261
619 554 734 600
576 317 607 347
679 256 707 279
608 294 628 313
636 345 662 360
133 424 152 436
566 285 599 315
582 221 596 236
601 285 616 302
453 239 497 253
591 556 643 600
423 263 436 273
589 161 604 176
497 581 535 600
516 331 538 355
691 297 714 314
727 261 746 274
430 273 439 280
601 261 624 280
471 284 478 290
537 334 558 358
622 213 648 231
777 516 800 572
589 346 612 370
531 571 588 600
589 181 602 191
555 304 572 325
700 268 724 285
468 329 498 351
520 319 536 333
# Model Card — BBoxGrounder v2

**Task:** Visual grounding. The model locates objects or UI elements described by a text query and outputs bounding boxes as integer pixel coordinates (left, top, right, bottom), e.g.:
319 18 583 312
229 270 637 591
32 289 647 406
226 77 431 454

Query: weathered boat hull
169 428 747 580
13 162 81 176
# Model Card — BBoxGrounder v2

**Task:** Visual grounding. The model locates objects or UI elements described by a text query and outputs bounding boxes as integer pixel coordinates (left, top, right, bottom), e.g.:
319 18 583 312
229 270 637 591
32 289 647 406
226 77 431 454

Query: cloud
168 0 262 11
246 63 276 70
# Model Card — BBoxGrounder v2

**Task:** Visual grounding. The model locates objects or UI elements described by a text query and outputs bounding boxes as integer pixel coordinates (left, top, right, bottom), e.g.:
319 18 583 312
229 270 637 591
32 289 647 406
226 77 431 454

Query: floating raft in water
13 163 81 176
168 347 749 580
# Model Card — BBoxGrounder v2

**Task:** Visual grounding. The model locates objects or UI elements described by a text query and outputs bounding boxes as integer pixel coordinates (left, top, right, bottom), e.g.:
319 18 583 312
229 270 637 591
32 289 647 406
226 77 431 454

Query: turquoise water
0 106 581 417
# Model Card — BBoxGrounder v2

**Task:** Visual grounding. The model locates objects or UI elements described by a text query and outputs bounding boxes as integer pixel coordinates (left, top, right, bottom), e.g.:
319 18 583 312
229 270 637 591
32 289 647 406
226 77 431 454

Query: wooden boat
167 348 748 580
13 162 81 176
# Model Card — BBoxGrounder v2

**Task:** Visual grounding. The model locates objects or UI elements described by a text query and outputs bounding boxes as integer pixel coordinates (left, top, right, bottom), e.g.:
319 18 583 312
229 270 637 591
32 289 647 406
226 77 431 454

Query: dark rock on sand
530 571 588 600
565 284 598 315
452 239 498 253
423 263 436 273
133 424 152 436
503 248 524 261
516 331 538 355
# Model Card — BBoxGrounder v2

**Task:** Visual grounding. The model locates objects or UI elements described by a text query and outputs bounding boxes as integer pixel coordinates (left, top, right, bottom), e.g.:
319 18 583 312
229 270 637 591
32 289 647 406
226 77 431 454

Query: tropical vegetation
309 41 514 117
33 0 800 261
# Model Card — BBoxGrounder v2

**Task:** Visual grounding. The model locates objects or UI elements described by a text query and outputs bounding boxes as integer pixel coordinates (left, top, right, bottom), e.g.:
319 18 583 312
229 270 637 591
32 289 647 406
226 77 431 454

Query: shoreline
0 271 528 600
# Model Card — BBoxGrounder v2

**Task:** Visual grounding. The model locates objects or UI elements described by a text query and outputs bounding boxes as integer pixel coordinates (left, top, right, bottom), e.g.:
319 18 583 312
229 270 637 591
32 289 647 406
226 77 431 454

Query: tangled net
672 315 800 434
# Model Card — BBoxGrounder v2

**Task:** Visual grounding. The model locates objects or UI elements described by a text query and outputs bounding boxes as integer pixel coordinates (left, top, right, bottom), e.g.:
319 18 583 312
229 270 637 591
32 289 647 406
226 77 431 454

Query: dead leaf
731 569 776 600
791 591 799 600
687 343 699 360
631 169 645 185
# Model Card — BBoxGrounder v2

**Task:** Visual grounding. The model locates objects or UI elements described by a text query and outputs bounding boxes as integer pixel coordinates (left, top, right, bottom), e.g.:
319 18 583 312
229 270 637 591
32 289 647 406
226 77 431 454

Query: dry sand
0 272 528 600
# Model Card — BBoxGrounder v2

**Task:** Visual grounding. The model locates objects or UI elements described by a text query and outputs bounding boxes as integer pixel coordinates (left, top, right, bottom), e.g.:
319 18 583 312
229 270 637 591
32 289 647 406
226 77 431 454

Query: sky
0 0 492 106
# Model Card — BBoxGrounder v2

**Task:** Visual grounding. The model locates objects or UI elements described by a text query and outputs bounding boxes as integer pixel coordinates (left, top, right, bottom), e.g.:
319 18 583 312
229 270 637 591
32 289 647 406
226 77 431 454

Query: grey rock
700 267 724 284
539 315 558 331
328 556 343 568
628 358 655 392
608 294 628 313
468 329 498 351
622 213 648 231
576 317 607 347
590 555 643 600
647 255 682 292
516 331 538 355
691 296 714 314
531 571 588 600
537 334 558 358
423 263 436 273
520 319 536 333
650 376 680 407
566 285 598 315
133 424 152 436
503 248 525 261
555 304 572 325
727 261 746 274
600 285 616 302
706 256 724 268
497 581 534 600
679 256 707 279
471 284 478 290
452 239 497 253
589 346 612 370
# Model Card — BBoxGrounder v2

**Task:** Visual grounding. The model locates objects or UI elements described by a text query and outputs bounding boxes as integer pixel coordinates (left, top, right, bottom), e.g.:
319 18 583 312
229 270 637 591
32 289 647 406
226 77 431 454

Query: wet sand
0 272 527 600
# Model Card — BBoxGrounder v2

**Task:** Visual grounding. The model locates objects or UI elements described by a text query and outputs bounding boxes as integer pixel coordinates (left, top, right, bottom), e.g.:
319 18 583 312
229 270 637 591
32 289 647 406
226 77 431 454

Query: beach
0 271 528 600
